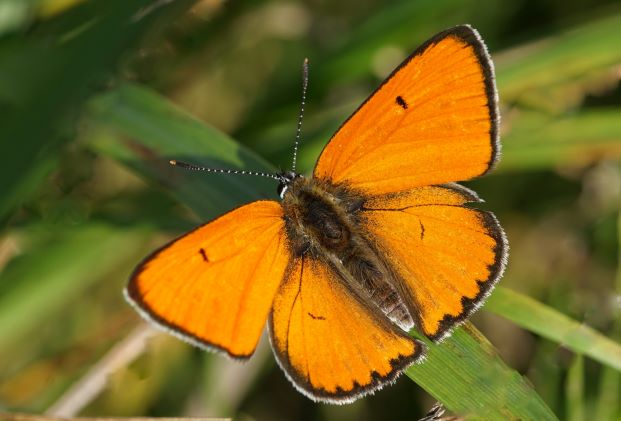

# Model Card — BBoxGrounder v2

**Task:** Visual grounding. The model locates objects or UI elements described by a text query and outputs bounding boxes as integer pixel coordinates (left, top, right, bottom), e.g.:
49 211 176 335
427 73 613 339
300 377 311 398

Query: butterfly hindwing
314 25 499 195
126 200 289 358
360 184 508 341
269 255 424 403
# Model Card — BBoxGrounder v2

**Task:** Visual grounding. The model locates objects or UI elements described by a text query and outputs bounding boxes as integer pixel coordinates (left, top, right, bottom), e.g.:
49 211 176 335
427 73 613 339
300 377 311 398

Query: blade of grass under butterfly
407 324 557 420
85 83 556 419
486 287 621 371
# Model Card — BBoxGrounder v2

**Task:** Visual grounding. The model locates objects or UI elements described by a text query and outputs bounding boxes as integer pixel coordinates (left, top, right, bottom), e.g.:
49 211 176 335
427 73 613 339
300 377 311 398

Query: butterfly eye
277 171 301 198
277 183 288 199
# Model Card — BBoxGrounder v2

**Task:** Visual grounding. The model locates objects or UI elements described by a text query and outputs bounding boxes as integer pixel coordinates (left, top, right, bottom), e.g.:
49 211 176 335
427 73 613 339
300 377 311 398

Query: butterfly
125 24 508 404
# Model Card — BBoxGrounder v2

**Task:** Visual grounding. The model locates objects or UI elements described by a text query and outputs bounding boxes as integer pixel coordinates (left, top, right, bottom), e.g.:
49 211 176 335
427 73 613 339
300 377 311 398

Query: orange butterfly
125 24 508 404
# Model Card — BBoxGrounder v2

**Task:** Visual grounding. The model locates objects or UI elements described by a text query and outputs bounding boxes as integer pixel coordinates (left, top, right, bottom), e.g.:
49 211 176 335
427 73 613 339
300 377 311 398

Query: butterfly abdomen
282 177 414 331
346 253 414 331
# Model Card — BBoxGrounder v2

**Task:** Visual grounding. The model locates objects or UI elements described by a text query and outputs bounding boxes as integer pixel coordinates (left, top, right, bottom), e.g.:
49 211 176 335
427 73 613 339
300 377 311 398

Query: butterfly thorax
280 176 360 254
281 176 414 331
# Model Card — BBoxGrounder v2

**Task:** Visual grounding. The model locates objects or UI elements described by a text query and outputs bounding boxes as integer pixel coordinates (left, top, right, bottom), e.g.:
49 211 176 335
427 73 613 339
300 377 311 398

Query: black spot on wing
396 95 408 109
199 248 209 262
308 312 326 320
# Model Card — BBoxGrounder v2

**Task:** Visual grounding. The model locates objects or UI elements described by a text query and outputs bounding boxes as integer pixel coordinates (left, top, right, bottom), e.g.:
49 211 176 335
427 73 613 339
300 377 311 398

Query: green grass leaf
565 354 585 421
593 209 621 420
498 110 621 172
407 324 557 420
0 0 190 222
594 361 621 420
486 287 621 371
87 83 277 220
0 224 149 357
495 11 621 111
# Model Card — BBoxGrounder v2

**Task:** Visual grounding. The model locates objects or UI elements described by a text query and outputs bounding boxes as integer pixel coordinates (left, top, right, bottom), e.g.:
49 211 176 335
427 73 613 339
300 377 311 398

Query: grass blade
495 11 621 110
486 287 621 371
87 84 277 220
593 208 621 420
407 324 557 420
565 354 585 421
498 110 621 172
0 0 191 222
0 225 149 355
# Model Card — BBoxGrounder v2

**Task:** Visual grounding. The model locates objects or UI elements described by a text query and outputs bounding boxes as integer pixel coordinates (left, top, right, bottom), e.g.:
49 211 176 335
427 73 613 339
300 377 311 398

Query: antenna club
169 160 177 166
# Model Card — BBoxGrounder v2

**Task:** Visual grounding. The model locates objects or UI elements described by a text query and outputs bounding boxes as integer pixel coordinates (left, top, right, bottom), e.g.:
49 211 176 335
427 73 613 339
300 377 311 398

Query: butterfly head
277 171 302 199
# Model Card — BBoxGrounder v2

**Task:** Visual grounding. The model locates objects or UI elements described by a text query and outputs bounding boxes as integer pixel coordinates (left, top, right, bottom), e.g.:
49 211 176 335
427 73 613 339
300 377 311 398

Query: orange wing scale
126 200 289 358
361 184 507 340
314 26 498 195
269 256 424 403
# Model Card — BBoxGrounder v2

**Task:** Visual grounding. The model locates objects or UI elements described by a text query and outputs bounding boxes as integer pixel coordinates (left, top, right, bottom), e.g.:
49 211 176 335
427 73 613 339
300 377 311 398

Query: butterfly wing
126 200 289 359
360 184 508 341
269 255 424 403
314 25 498 195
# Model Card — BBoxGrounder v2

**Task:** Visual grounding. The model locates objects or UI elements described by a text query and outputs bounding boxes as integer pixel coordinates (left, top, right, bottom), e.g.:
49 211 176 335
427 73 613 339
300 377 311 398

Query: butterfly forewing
126 200 289 358
314 25 499 195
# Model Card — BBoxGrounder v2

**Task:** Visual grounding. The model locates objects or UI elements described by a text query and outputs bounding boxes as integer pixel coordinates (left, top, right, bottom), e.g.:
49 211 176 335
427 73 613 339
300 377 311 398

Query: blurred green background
1 0 621 420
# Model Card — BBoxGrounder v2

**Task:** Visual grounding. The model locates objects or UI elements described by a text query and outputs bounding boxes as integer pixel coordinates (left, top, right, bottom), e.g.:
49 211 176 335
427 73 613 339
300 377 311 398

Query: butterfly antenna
170 160 281 181
291 58 309 173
